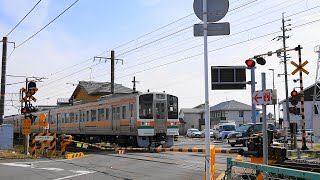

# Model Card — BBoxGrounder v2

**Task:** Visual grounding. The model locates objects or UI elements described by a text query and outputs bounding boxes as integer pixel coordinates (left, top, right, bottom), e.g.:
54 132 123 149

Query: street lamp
269 69 276 127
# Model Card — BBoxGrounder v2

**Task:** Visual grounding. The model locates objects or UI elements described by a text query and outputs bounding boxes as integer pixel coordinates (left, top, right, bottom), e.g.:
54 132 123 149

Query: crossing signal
21 107 31 114
245 59 255 68
289 89 300 106
255 57 266 65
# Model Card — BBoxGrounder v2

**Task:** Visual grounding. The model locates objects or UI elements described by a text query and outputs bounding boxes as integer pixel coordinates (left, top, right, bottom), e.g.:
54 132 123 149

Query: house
70 81 134 103
279 83 320 139
210 100 261 127
179 100 261 135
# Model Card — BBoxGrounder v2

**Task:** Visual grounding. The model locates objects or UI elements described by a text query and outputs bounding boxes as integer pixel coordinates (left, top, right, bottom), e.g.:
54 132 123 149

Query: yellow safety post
210 145 215 180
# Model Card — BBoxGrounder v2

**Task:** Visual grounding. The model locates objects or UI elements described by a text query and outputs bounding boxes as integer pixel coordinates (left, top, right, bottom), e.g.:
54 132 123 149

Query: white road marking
38 167 64 171
0 163 36 168
53 170 96 180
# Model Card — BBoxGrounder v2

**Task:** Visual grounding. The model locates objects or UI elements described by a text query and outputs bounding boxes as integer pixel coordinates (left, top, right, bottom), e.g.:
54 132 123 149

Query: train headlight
170 122 174 126
145 122 150 126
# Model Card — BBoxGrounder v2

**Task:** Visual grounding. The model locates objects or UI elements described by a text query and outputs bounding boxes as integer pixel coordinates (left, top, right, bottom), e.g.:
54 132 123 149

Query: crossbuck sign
252 89 273 106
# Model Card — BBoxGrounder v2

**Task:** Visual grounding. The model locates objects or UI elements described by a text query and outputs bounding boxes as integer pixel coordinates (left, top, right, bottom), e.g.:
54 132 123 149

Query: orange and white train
3 92 179 148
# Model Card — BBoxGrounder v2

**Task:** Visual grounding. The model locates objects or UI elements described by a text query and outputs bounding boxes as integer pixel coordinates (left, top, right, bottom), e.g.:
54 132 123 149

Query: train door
79 110 85 132
154 101 167 134
112 106 120 132
129 103 135 132
57 113 61 132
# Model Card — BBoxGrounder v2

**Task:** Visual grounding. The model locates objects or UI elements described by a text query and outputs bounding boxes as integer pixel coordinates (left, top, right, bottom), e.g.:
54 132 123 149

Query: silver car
186 128 201 138
200 129 214 138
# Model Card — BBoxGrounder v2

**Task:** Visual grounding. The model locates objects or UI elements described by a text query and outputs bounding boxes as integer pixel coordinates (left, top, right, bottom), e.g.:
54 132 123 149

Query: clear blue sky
1 0 320 116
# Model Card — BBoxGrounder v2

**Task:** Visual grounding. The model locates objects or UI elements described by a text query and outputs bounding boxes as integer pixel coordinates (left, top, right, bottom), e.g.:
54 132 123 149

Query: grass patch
0 145 30 159
314 144 320 149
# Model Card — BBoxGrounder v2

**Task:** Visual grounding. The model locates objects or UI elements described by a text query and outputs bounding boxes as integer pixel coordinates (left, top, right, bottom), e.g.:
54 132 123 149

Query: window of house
315 105 319 114
239 111 244 117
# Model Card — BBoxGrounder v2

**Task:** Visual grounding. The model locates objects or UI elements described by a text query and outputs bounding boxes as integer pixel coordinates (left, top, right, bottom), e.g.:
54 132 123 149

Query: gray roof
180 108 204 114
78 81 133 95
210 100 260 111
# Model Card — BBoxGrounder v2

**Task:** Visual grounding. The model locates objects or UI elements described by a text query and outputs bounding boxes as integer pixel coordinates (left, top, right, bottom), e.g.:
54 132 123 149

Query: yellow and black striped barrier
65 152 84 159
60 134 72 155
30 133 57 159
153 147 243 155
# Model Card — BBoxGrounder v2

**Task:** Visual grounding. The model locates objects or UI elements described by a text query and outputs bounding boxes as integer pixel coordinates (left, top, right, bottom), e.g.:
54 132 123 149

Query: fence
225 157 320 180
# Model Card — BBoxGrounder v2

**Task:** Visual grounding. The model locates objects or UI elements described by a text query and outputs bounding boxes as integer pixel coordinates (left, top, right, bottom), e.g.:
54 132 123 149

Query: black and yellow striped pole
31 133 36 159
292 45 309 150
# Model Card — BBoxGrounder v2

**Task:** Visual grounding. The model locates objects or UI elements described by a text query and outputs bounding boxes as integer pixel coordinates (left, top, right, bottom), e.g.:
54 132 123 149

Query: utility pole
0 37 8 124
312 46 320 143
269 69 276 127
0 37 14 124
94 50 123 95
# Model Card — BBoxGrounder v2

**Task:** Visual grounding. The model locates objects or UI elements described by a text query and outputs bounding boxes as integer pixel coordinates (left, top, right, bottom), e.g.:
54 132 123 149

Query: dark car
227 123 276 147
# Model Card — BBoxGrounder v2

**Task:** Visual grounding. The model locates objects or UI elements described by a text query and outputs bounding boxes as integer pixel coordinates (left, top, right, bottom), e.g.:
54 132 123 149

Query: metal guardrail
226 158 320 180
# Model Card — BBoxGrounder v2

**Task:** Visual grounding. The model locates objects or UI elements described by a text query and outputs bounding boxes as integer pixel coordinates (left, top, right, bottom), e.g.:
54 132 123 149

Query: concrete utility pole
0 37 8 124
94 50 123 95
269 69 276 127
251 67 257 124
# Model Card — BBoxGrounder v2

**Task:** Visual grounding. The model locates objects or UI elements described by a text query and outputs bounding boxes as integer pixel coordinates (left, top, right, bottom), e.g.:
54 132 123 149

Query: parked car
200 129 214 138
227 123 276 147
214 123 236 140
186 128 201 138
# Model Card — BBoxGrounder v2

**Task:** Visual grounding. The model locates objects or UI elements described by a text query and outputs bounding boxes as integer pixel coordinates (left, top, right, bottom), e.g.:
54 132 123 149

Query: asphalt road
0 137 242 180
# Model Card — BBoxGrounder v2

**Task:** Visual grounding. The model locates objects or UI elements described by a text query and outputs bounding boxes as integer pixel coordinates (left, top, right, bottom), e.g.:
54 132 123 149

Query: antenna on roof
132 76 139 93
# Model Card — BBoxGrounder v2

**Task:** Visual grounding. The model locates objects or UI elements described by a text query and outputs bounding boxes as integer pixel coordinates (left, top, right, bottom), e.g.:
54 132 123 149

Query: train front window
168 95 178 119
139 94 153 119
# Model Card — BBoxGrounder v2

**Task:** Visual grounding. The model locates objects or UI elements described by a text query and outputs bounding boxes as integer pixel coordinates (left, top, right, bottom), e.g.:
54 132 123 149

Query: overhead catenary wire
6 0 42 37
15 0 80 49
37 1 319 93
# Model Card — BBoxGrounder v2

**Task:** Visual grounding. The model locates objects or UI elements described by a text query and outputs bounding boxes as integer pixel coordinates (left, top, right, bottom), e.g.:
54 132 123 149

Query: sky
1 0 320 117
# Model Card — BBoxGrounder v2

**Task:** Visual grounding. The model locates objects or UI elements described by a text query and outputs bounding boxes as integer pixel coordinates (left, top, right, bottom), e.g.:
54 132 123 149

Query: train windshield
167 95 178 119
139 94 153 119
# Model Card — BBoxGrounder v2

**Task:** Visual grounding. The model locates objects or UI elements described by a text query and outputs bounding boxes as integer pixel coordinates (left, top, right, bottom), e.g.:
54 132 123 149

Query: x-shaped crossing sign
291 60 309 75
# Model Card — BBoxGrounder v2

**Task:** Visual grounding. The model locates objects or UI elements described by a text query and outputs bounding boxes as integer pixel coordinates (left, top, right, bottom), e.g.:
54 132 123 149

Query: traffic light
255 56 266 65
289 106 300 115
289 89 300 106
245 59 255 68
21 106 31 114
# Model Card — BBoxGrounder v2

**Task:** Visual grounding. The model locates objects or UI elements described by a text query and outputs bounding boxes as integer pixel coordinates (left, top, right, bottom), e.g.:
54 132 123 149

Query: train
3 92 179 148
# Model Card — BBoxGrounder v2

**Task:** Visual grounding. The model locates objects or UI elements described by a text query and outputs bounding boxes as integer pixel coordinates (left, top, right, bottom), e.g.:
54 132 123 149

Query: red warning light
245 59 255 68
291 90 298 97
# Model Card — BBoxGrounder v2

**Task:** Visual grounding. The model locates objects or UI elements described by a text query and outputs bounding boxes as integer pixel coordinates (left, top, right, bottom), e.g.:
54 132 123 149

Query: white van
214 123 236 140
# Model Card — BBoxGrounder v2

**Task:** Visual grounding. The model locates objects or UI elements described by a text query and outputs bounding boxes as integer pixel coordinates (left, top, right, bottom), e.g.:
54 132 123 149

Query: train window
139 94 153 119
61 114 65 123
86 111 90 122
70 112 74 123
122 106 126 119
91 109 97 121
130 103 134 117
105 108 109 121
65 113 70 123
116 107 120 120
156 103 165 119
167 95 178 119
98 109 104 121
156 94 165 99
57 114 61 123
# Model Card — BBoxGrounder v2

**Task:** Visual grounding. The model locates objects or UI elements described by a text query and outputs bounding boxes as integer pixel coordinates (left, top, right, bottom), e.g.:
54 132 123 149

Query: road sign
35 136 53 141
291 60 309 75
252 89 273 105
38 121 48 127
22 119 31 135
193 0 229 22
194 23 230 37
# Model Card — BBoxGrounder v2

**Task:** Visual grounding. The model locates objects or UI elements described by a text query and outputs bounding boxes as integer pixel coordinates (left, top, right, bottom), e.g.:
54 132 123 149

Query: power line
6 0 42 37
16 0 80 48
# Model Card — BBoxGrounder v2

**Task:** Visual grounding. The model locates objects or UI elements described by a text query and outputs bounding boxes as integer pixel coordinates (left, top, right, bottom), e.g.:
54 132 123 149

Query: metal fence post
227 158 232 180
